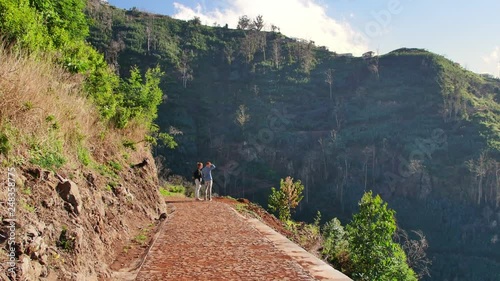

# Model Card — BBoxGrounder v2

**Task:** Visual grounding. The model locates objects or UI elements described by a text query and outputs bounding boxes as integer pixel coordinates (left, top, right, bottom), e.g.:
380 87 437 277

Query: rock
84 172 96 188
112 184 125 196
33 261 43 277
131 158 149 169
41 198 54 208
36 221 46 235
28 236 48 259
39 253 49 265
20 255 37 280
237 198 250 204
56 180 82 215
25 225 39 238
72 228 84 252
0 272 10 281
15 174 27 189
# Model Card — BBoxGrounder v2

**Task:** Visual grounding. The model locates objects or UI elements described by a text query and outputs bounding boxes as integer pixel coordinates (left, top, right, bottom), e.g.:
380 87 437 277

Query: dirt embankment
0 151 166 281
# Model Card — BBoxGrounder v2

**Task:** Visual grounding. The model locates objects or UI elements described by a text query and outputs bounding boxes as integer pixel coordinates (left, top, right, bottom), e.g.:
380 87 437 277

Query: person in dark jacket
192 162 203 201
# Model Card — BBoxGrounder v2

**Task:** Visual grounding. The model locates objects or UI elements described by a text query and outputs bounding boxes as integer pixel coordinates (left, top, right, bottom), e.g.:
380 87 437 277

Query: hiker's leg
204 181 208 200
194 179 201 199
208 180 213 200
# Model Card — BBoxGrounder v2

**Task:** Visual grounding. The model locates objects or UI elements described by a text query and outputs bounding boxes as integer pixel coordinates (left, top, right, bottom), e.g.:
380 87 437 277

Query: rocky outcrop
0 154 166 280
56 180 83 215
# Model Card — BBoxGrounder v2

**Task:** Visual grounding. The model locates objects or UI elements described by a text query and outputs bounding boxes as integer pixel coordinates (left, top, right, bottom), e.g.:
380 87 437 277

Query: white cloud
482 46 499 64
172 0 368 55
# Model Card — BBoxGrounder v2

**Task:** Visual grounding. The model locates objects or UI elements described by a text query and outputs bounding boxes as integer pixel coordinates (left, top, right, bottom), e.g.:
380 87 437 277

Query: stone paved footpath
135 199 320 281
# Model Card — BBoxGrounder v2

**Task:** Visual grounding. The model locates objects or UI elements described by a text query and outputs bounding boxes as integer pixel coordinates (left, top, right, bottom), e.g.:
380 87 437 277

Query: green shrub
0 133 11 155
108 160 122 172
93 163 117 178
77 144 91 166
122 139 136 150
159 184 186 197
322 218 350 270
56 226 75 251
268 176 304 221
29 138 66 171
346 191 417 281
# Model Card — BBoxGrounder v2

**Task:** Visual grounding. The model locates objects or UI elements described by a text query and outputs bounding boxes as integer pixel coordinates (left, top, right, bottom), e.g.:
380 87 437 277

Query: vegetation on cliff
0 0 171 279
84 4 500 279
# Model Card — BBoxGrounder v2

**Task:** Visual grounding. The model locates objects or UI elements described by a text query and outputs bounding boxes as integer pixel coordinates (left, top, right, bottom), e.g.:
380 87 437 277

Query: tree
272 40 281 69
322 218 351 272
289 40 315 73
224 44 235 65
466 152 489 205
239 32 260 63
237 15 251 30
116 66 164 128
235 104 250 127
253 15 264 31
268 177 304 221
346 191 417 281
396 229 432 279
256 32 267 61
325 68 334 101
178 50 193 88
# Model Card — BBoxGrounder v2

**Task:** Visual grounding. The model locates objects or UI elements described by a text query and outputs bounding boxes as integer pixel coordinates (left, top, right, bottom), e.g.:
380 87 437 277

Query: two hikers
192 161 216 201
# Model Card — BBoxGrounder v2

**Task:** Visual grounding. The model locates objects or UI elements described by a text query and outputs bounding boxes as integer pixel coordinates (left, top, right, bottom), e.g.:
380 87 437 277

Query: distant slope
86 4 500 280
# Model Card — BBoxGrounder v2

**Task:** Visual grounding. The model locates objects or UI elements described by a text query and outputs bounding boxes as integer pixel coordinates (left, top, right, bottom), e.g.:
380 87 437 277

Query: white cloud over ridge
172 0 368 55
483 46 499 64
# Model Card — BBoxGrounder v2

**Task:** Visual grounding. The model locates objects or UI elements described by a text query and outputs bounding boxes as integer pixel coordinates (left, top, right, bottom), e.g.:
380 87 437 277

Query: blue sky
106 0 500 76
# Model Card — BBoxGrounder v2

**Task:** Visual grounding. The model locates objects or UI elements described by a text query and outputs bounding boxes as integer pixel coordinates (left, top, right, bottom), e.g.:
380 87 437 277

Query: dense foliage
345 192 417 280
85 3 500 280
0 0 173 144
268 176 304 221
322 192 419 280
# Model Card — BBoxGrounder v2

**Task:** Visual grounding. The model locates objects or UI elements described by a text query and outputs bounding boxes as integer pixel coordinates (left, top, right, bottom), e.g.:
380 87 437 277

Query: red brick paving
135 199 317 281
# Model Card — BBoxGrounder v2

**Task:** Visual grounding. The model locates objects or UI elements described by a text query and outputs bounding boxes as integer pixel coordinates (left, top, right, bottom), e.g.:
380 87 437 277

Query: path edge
229 207 352 281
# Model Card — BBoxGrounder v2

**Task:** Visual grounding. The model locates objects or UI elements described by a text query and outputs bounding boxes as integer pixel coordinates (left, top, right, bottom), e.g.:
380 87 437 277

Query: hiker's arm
211 164 216 170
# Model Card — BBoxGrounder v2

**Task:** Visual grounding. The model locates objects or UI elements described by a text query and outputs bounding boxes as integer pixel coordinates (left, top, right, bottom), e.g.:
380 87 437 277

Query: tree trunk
478 176 483 205
364 162 368 191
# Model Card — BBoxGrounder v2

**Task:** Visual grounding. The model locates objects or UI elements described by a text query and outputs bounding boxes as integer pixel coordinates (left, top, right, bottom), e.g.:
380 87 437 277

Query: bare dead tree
240 32 260 63
237 15 251 30
325 68 334 101
257 33 267 61
467 152 488 205
272 40 281 69
178 50 193 88
224 44 235 65
496 161 500 208
396 229 432 279
253 15 264 31
318 138 328 180
235 104 251 128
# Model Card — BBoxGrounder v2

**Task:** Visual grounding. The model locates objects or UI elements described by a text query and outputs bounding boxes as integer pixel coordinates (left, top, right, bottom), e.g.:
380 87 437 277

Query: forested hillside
86 2 500 280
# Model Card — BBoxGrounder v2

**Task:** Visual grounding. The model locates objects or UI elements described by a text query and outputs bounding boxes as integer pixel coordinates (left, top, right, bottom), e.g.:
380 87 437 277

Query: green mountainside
86 3 500 280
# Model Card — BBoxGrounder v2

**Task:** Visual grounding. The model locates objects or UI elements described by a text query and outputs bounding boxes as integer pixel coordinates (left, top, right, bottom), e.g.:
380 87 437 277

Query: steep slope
0 44 166 280
86 4 500 280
